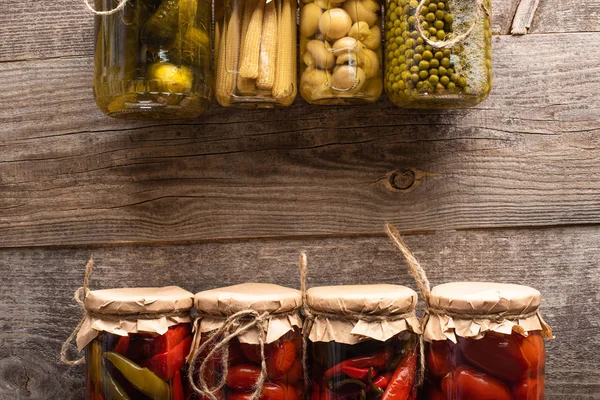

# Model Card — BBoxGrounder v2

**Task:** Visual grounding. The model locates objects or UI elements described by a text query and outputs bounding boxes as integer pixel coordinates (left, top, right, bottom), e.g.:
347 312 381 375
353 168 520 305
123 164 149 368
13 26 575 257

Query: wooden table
1 0 599 398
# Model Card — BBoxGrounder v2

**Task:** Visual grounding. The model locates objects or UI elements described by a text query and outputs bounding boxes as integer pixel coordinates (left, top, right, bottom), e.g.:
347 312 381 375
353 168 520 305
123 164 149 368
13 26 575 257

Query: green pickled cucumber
142 0 198 52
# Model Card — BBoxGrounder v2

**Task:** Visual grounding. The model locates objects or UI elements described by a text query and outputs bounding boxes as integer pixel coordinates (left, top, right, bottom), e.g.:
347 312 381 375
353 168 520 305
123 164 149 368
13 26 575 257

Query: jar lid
306 284 418 316
194 283 302 317
85 286 194 315
428 282 541 317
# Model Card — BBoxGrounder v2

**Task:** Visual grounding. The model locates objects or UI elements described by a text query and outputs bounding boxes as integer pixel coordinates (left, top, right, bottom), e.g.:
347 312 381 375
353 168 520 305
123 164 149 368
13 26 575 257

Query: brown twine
83 0 128 15
414 0 489 50
187 307 301 400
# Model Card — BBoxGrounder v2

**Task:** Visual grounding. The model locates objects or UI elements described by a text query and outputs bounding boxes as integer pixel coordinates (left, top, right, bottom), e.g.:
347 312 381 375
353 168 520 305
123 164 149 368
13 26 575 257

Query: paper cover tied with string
188 283 303 400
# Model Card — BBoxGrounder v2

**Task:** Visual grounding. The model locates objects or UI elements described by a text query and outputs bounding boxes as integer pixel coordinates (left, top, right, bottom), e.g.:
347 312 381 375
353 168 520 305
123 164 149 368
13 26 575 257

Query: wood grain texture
530 0 600 34
0 227 598 399
1 33 599 247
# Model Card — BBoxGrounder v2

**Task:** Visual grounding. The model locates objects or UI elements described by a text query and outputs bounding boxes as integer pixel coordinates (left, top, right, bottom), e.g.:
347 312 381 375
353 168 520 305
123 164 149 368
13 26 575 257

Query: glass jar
305 285 421 400
422 282 552 400
93 0 213 119
299 0 383 104
79 286 195 400
214 0 297 107
384 0 492 108
189 283 304 399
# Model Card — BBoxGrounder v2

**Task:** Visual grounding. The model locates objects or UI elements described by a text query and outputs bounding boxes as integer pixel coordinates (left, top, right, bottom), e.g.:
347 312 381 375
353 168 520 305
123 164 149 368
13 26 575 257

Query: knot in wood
390 169 416 190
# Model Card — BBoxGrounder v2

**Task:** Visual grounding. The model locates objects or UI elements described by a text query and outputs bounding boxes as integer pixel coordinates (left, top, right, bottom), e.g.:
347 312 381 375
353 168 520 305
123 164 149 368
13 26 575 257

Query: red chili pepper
442 365 512 400
372 372 392 390
172 369 184 400
323 348 394 381
128 324 191 360
113 335 130 355
340 366 377 381
267 340 297 379
380 350 416 400
226 364 262 391
513 376 545 400
141 334 192 381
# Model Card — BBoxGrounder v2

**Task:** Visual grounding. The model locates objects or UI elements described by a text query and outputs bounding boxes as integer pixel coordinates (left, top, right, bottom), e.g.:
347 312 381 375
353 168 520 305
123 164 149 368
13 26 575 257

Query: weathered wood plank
0 227 598 399
1 0 599 63
1 33 599 247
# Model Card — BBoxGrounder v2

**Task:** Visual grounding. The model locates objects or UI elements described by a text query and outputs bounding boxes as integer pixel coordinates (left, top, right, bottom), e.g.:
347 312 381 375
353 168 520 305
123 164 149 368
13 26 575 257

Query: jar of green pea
384 0 492 108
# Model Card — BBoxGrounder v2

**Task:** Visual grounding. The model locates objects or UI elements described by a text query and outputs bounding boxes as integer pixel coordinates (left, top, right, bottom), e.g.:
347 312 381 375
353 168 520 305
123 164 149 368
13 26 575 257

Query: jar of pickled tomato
76 286 194 400
188 283 303 400
305 285 422 400
422 282 553 400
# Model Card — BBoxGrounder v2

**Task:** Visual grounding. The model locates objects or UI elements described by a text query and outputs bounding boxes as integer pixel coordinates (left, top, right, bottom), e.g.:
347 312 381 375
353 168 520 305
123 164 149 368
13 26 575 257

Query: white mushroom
318 8 352 40
301 69 334 100
348 22 381 50
331 65 366 92
305 40 335 69
300 3 323 38
343 0 378 27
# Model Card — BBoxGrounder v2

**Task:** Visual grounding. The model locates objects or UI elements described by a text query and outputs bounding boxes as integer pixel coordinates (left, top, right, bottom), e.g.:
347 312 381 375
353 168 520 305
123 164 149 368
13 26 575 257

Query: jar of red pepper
422 282 553 400
305 285 422 400
77 286 195 400
188 283 303 400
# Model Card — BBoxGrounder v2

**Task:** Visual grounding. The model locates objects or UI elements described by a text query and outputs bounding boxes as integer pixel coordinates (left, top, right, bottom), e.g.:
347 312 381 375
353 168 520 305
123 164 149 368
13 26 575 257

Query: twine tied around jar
83 0 128 15
414 0 490 50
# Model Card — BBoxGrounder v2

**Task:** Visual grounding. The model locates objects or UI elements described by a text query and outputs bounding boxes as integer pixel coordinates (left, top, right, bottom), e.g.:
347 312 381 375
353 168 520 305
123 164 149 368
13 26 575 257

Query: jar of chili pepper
305 285 422 400
422 282 553 400
73 285 194 400
188 283 303 400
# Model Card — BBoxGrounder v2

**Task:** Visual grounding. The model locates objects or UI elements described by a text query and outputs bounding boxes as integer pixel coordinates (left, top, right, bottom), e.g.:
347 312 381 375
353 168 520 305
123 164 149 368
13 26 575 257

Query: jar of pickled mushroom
422 282 553 400
188 283 303 400
214 0 297 107
93 0 213 119
384 0 492 107
299 0 383 104
77 286 194 399
305 285 422 400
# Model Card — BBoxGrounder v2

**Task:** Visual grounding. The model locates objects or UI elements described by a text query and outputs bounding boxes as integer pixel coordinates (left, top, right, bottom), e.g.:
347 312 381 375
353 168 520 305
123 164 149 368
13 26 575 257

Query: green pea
443 49 451 57
409 0 418 7
417 37 425 45
414 53 423 62
401 71 411 80
400 21 409 30
438 66 447 75
396 36 404 45
406 58 415 67
423 31 431 38
429 75 439 85
425 44 433 51
411 73 420 83
390 3 397 11
429 59 439 68
399 63 407 70
419 60 430 70
422 21 429 29
436 83 445 90
450 73 458 82
419 70 429 79
429 68 438 76
434 20 444 30
410 65 420 73
388 73 396 82
428 3 437 11
434 51 443 59
405 38 415 48
398 55 406 63
441 57 451 68
408 15 416 25
410 30 420 39
440 75 450 85
437 2 445 9
394 49 401 58
435 10 445 20
447 82 456 90
447 68 454 74
390 13 398 22
396 28 403 36
398 80 406 90
406 80 415 89
423 50 433 60
395 6 403 16
426 12 436 22
392 82 399 91
428 27 438 36
458 77 467 88
444 14 453 24
436 30 446 40
415 45 425 54
393 66 401 74
423 81 433 91
391 59 399 67
394 19 402 28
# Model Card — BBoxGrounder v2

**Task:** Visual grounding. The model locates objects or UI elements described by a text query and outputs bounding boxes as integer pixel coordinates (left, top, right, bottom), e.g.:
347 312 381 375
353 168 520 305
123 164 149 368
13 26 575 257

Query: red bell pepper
340 366 377 381
267 340 297 379
380 350 416 400
226 363 262 391
172 369 184 400
323 348 394 381
141 334 192 381
114 335 130 355
442 366 512 400
513 376 545 400
128 324 191 360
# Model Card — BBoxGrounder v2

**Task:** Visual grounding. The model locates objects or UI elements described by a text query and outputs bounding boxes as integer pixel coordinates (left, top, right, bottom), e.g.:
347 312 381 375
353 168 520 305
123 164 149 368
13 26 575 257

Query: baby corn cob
239 0 266 79
256 0 278 90
214 21 221 64
272 0 296 104
215 4 241 106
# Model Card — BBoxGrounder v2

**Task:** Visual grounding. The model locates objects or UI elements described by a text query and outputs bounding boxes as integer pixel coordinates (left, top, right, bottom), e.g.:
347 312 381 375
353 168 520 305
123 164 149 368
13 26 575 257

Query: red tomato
284 358 303 385
226 364 262 391
442 366 512 400
240 342 263 363
263 383 298 400
459 333 530 382
267 340 297 379
517 333 546 375
426 341 455 378
141 335 193 381
113 335 130 355
514 376 545 400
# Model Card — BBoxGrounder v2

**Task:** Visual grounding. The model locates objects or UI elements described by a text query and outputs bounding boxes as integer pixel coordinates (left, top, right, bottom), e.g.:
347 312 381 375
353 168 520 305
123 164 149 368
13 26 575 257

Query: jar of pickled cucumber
299 0 383 104
214 0 297 108
422 282 553 400
93 0 213 119
305 285 422 400
384 0 492 108
77 286 194 399
188 283 303 399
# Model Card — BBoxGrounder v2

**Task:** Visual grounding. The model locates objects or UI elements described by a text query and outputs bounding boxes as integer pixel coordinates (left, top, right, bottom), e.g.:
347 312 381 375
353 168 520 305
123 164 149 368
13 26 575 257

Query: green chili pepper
367 367 384 397
104 351 170 400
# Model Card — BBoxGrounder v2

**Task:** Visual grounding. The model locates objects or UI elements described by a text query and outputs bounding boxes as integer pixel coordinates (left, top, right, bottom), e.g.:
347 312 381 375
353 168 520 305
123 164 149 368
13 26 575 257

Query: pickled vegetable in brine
93 0 212 119
384 0 492 108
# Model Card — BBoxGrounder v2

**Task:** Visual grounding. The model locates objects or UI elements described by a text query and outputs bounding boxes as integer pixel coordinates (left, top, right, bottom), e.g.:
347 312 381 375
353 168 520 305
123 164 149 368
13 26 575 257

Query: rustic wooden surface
0 0 599 398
